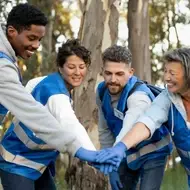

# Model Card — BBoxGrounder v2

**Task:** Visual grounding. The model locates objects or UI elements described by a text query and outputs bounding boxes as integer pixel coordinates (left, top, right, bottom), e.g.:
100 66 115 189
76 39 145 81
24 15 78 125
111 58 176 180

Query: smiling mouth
26 50 35 57
72 78 81 81
167 83 175 88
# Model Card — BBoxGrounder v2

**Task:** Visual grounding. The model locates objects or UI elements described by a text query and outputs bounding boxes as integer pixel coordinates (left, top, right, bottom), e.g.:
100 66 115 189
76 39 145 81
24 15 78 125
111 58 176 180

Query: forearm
121 122 151 149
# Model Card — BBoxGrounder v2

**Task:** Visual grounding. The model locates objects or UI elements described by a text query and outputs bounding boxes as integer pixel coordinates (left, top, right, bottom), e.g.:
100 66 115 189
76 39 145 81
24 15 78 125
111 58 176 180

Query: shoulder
97 81 106 94
25 76 46 93
127 91 151 105
0 59 20 82
96 81 106 105
154 89 170 102
31 75 69 105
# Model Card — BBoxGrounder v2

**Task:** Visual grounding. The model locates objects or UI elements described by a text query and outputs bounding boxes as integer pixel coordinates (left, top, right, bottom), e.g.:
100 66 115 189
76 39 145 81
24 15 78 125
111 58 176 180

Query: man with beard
96 45 172 190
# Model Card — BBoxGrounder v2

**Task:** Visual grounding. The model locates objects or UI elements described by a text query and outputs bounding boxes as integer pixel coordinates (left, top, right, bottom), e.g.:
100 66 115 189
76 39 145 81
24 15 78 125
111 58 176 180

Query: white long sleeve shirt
25 77 96 155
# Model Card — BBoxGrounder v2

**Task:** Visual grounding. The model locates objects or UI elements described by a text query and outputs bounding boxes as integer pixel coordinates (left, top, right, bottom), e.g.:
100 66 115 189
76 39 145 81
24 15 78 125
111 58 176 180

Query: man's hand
109 171 123 190
96 142 127 168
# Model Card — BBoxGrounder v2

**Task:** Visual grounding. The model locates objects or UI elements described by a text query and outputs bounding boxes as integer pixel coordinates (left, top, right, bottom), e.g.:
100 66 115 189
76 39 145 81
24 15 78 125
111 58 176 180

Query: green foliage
149 0 190 84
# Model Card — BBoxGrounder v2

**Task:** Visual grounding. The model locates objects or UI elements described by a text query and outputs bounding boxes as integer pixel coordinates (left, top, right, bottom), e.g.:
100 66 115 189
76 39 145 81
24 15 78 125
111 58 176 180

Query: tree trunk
65 0 120 189
128 0 151 82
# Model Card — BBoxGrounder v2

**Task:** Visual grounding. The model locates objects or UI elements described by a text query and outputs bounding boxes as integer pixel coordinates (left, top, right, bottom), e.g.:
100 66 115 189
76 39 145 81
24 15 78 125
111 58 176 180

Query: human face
164 61 186 94
103 61 134 95
59 55 87 89
7 24 45 59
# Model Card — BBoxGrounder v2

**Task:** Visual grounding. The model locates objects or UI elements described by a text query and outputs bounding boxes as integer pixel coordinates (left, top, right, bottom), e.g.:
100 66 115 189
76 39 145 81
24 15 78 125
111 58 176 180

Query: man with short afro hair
0 3 99 190
6 3 48 32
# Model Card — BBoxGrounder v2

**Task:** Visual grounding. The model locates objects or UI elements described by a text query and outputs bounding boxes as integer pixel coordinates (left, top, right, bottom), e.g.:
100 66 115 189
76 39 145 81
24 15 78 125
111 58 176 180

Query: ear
58 67 64 75
7 26 18 37
130 68 135 74
129 68 135 76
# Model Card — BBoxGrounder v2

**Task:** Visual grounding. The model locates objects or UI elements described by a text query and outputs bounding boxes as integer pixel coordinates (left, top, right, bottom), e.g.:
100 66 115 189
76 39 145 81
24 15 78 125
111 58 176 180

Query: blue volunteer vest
168 104 190 187
0 72 70 180
0 52 20 125
98 76 172 170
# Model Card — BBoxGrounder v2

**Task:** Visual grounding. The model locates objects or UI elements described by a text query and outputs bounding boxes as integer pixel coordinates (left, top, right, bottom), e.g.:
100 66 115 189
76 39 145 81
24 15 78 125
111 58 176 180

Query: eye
68 66 75 69
104 71 111 75
28 36 36 41
79 65 86 69
169 70 175 76
116 72 124 76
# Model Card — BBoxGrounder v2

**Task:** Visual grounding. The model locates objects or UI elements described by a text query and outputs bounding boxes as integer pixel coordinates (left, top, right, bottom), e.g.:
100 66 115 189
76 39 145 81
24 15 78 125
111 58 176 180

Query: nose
74 67 80 75
164 72 171 82
32 40 40 50
111 74 116 82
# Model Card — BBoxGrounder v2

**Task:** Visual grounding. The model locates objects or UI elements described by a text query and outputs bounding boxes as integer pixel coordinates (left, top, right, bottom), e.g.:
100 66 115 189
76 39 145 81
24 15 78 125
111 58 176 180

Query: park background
0 0 190 189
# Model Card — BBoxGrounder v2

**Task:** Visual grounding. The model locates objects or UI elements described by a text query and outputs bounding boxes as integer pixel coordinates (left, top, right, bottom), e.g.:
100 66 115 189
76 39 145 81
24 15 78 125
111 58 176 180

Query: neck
181 90 190 102
58 71 73 93
65 81 73 94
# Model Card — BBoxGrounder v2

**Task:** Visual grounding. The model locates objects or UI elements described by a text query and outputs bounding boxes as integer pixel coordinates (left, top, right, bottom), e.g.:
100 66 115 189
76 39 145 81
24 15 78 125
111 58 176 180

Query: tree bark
128 0 151 82
65 0 120 189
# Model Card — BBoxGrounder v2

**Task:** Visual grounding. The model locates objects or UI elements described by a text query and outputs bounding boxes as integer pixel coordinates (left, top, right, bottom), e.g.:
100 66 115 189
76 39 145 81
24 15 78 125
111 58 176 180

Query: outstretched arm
96 91 151 165
121 122 151 148
96 90 171 167
0 61 81 154
122 90 171 149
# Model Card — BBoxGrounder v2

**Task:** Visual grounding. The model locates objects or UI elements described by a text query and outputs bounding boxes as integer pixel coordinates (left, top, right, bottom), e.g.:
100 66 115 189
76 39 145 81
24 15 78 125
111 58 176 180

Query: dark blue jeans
118 156 167 190
0 168 56 190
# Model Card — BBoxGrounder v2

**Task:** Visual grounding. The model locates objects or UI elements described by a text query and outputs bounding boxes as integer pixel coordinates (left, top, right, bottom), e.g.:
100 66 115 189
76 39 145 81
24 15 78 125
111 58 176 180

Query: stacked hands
75 142 127 190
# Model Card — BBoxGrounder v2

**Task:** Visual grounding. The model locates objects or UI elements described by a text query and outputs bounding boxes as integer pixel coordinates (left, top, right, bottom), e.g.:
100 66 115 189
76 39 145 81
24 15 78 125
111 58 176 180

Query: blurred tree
128 0 151 82
64 0 120 189
149 0 187 84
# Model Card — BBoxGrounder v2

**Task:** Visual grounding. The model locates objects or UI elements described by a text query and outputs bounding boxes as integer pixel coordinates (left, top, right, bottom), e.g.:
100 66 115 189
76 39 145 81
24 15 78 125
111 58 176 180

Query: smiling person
96 45 172 190
96 47 190 188
0 39 100 190
0 3 99 190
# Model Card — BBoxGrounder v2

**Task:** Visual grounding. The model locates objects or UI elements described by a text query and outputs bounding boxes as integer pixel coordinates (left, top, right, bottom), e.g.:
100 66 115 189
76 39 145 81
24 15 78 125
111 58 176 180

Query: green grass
161 164 188 190
55 161 188 190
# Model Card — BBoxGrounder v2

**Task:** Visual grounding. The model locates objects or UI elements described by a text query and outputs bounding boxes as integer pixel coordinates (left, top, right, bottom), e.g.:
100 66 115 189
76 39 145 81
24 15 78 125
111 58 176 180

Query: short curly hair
7 3 48 32
102 45 132 66
56 39 91 68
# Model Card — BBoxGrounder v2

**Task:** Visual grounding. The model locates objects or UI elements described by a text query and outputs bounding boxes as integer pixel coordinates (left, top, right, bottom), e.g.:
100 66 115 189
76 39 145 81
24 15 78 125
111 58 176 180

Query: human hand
96 142 127 168
109 171 123 190
74 147 99 162
90 163 117 175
